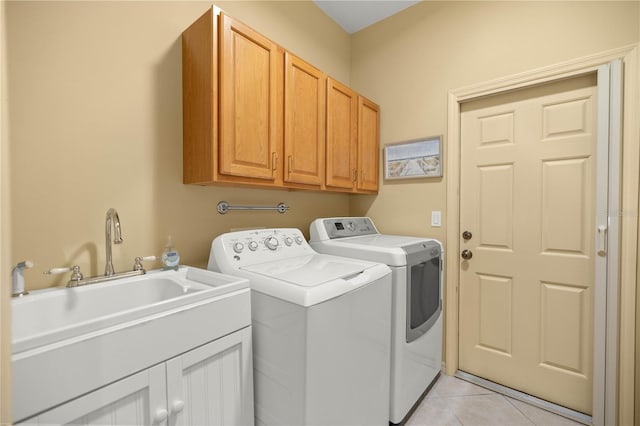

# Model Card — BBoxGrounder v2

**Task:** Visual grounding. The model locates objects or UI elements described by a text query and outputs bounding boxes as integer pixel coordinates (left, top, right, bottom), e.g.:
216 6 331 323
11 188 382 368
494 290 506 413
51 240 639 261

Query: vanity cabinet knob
152 408 168 424
171 400 185 414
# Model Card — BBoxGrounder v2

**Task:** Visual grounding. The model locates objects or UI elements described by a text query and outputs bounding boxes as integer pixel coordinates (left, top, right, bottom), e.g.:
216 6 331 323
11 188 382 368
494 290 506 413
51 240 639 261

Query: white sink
12 266 250 423
12 266 246 353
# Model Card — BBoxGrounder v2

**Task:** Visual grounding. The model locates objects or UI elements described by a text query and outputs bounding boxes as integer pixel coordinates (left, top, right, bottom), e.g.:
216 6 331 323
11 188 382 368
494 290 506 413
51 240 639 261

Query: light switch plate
431 211 442 227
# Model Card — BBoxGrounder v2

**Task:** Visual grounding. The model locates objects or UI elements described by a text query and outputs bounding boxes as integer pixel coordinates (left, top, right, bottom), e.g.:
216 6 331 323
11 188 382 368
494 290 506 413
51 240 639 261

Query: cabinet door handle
288 155 293 175
352 169 357 183
152 408 168 424
171 399 185 414
271 152 277 171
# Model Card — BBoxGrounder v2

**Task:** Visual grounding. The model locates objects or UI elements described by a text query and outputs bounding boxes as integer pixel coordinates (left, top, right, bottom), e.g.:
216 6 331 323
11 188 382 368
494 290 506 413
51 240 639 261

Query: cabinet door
326 78 357 190
27 364 167 426
219 13 283 182
166 327 254 426
284 52 325 186
357 96 380 192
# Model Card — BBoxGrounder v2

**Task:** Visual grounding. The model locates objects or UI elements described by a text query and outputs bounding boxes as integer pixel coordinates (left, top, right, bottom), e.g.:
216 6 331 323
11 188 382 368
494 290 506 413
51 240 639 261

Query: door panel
541 158 590 254
477 273 513 355
478 164 514 249
459 74 597 415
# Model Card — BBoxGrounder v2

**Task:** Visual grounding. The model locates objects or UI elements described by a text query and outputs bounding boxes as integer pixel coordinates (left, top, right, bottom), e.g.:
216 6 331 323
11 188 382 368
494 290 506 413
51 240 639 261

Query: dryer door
406 244 442 343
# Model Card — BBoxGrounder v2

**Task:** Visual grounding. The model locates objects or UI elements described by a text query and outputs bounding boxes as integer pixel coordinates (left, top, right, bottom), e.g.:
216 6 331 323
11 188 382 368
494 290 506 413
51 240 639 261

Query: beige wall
5 1 351 291
1 0 10 421
349 1 639 421
350 1 639 245
3 0 639 422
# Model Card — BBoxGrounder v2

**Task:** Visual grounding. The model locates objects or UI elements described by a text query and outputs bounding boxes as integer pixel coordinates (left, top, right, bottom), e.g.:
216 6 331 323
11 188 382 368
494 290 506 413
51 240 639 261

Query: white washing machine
310 217 443 425
208 228 392 426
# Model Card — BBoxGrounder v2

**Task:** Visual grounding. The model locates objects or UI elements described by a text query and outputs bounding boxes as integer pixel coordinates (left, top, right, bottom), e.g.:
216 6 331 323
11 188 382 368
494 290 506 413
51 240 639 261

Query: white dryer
208 228 392 426
310 217 443 425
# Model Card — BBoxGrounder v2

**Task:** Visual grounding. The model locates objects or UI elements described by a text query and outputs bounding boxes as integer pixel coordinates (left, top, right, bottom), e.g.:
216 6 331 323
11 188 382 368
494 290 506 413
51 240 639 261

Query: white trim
617 47 639 426
593 63 610 426
605 59 623 426
451 44 636 101
445 44 638 425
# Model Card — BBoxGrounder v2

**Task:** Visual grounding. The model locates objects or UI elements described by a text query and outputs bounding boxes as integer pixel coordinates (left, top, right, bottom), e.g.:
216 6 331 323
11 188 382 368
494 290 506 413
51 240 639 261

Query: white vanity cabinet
21 327 253 426
12 267 254 425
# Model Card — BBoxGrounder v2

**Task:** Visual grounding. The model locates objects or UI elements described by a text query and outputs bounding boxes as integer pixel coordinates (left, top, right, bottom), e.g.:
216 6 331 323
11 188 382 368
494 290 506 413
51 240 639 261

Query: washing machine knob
233 242 244 253
265 236 279 250
284 237 293 246
248 241 259 251
295 236 304 245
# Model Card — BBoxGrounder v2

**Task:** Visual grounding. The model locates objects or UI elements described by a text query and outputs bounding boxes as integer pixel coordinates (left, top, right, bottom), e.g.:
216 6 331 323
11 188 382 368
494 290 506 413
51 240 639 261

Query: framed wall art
384 135 442 179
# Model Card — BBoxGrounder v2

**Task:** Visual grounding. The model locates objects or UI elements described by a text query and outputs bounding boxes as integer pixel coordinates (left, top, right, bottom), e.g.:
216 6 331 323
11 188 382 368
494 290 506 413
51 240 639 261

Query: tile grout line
502 394 538 426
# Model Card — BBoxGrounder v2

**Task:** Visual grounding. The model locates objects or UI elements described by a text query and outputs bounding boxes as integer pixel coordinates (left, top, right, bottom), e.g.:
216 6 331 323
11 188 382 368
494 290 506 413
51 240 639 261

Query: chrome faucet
105 208 123 276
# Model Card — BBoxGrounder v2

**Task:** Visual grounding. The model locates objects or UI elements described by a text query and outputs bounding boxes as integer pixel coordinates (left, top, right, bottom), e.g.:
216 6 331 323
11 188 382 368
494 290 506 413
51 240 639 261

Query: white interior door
458 74 598 415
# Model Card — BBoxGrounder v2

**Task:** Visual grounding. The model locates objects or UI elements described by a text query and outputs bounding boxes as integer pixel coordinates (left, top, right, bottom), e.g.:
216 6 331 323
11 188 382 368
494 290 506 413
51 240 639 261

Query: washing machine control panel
210 228 315 269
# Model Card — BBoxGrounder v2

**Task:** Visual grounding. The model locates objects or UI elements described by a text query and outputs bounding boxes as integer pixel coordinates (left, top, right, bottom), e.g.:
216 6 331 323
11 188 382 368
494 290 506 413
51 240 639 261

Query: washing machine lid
241 254 372 286
240 254 391 307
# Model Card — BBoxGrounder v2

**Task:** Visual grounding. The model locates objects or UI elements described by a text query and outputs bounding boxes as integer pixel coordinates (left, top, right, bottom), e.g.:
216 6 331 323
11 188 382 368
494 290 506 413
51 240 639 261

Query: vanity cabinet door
26 364 167 426
166 327 254 426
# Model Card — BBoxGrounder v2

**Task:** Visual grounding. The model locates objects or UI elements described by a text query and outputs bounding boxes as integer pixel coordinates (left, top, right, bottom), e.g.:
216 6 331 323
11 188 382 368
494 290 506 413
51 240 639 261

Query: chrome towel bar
217 201 290 214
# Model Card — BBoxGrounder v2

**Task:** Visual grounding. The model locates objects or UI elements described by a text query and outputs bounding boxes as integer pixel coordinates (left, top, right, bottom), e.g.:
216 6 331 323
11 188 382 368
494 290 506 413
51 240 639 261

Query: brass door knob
462 231 473 240
461 249 473 260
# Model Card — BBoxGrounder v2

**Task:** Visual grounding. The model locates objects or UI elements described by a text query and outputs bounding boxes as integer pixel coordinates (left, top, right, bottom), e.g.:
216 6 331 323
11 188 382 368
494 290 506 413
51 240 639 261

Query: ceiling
313 0 421 34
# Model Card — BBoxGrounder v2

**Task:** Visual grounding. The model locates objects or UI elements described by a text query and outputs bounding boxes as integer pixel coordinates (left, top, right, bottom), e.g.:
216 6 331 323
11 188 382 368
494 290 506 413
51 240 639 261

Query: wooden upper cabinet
284 53 326 187
357 96 380 192
326 78 358 191
219 12 283 183
182 8 378 193
182 8 216 185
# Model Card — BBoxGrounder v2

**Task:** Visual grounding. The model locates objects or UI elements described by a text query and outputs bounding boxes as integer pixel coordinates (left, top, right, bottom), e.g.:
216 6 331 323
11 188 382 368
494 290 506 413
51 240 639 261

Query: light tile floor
406 375 584 426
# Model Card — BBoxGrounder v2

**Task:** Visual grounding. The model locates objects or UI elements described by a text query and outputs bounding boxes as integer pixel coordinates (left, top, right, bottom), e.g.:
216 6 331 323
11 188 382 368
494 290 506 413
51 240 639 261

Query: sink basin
12 266 246 353
12 266 250 422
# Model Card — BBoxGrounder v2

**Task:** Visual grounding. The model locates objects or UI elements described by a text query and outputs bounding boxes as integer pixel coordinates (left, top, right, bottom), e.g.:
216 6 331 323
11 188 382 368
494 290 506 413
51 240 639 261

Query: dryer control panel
311 217 379 240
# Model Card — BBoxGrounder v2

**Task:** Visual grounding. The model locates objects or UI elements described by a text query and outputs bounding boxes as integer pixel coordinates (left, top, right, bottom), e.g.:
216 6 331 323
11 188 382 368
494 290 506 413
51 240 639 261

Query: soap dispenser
161 236 180 270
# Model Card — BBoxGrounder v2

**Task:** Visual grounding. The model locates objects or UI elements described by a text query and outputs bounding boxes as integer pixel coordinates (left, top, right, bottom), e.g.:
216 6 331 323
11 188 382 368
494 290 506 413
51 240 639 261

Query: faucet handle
15 260 34 270
133 255 157 272
45 267 72 275
45 265 83 287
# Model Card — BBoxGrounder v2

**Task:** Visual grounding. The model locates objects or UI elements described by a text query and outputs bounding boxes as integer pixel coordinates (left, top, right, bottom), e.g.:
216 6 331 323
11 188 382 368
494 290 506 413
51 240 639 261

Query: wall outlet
431 211 442 227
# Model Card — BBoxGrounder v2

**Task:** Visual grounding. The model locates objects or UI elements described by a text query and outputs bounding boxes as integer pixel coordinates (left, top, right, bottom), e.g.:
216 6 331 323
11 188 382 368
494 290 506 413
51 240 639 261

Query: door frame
445 44 639 425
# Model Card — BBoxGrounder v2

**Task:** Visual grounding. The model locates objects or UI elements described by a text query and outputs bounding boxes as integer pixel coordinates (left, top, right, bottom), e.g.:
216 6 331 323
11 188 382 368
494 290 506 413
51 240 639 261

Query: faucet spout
105 208 123 276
